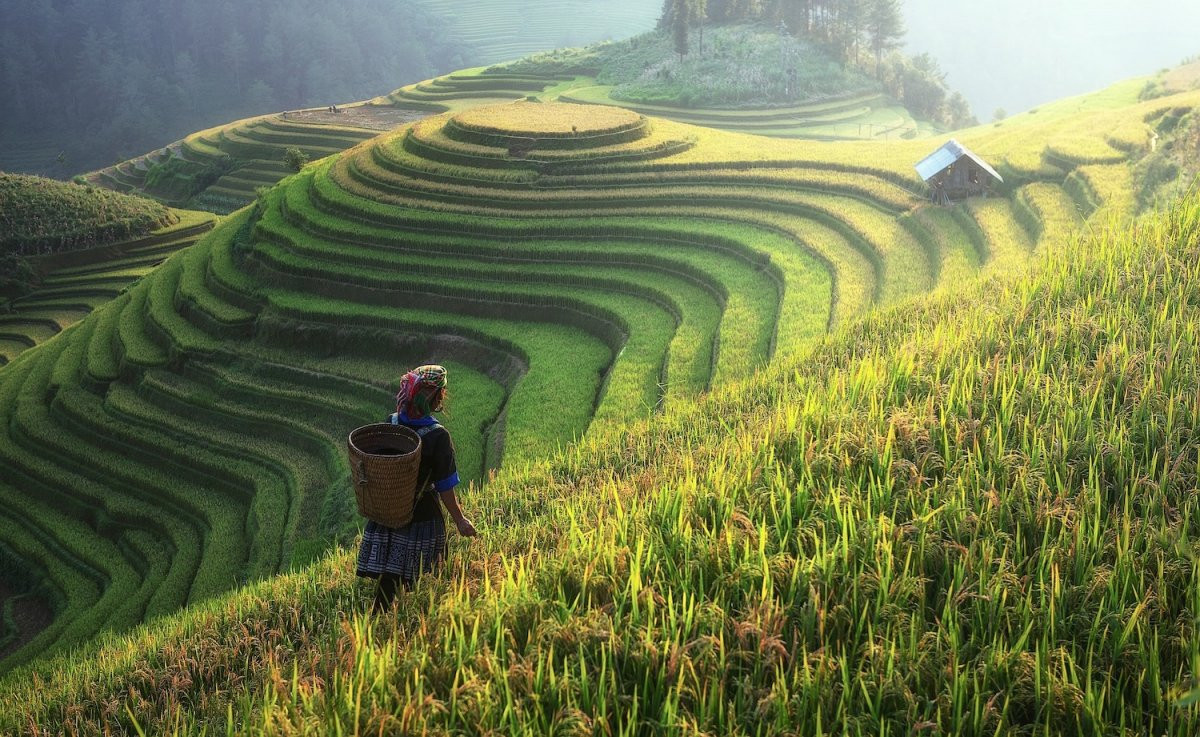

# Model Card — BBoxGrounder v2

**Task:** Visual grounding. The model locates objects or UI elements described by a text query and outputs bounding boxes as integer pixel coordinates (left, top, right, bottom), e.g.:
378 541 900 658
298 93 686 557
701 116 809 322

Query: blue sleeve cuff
434 472 460 492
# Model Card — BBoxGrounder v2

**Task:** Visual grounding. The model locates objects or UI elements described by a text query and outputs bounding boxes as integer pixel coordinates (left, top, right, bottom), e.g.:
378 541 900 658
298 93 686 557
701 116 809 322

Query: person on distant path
356 364 476 611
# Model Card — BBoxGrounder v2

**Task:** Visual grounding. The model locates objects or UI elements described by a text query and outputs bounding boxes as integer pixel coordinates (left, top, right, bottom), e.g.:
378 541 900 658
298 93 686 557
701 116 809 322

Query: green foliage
1140 79 1170 101
597 25 878 108
143 153 235 205
282 146 311 173
0 174 171 257
879 51 953 124
0 253 35 301
865 0 905 69
672 0 690 60
1136 151 1182 207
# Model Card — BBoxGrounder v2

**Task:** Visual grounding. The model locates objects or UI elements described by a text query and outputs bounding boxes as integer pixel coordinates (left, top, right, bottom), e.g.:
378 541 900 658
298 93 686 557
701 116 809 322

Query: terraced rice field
88 111 408 214
0 81 1192 675
385 67 932 141
559 85 931 140
0 210 217 367
86 56 937 217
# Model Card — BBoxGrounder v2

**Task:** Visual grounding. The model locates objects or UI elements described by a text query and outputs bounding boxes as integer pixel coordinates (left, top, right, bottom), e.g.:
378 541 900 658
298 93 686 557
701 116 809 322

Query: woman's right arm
439 490 476 537
432 430 475 536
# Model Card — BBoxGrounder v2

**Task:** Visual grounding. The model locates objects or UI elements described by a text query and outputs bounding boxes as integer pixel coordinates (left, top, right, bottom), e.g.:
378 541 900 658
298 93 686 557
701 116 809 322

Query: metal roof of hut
915 139 1003 183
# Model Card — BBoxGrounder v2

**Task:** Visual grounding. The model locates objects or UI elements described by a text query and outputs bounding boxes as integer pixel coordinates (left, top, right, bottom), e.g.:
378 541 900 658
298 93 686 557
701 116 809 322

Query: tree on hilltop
866 0 905 77
889 51 946 120
662 0 709 56
692 0 709 56
833 0 868 64
946 91 977 128
666 0 693 60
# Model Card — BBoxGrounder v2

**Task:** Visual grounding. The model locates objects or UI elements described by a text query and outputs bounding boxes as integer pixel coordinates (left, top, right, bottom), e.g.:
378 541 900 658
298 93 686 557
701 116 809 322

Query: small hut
915 139 1003 204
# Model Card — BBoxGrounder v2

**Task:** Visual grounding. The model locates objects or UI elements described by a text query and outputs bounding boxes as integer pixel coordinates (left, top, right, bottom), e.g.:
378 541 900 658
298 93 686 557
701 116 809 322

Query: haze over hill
412 0 659 65
0 0 662 179
904 0 1200 119
0 0 465 176
10 0 1198 180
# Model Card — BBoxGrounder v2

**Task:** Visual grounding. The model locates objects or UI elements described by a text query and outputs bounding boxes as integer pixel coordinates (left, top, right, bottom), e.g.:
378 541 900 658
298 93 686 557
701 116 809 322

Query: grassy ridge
0 174 172 256
5 184 1199 736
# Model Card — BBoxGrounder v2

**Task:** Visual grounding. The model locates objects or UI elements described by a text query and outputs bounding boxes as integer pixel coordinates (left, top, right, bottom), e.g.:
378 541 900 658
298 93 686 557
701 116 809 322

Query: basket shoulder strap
414 423 442 493
415 422 442 438
390 415 440 436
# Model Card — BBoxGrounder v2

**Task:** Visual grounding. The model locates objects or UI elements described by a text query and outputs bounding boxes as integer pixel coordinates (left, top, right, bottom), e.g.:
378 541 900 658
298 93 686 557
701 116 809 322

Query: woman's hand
439 490 476 537
455 516 477 537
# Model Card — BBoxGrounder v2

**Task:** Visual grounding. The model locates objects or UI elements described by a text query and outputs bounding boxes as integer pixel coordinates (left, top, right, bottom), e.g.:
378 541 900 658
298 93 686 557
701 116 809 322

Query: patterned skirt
356 516 448 583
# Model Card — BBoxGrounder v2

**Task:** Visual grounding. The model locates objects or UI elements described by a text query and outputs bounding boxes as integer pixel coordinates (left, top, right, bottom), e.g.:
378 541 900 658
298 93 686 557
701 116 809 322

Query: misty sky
904 0 1200 120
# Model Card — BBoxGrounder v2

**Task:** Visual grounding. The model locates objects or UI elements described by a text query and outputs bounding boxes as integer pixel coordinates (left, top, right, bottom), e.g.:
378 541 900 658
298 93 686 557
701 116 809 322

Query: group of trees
0 0 466 175
663 0 904 70
660 0 976 128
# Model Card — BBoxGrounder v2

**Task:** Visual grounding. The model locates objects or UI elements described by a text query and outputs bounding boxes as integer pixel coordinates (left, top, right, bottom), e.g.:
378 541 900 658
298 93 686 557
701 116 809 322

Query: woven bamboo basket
347 423 422 527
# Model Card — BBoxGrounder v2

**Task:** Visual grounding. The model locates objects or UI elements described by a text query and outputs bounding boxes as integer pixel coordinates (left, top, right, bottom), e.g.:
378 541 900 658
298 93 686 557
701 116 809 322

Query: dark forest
0 0 465 173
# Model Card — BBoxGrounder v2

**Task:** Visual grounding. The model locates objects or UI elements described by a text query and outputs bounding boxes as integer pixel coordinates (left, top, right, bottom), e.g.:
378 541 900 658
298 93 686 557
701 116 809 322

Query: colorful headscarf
396 364 447 418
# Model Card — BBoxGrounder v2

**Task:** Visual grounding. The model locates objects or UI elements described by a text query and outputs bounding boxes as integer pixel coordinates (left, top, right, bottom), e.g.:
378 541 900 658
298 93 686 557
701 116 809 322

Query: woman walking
356 364 476 611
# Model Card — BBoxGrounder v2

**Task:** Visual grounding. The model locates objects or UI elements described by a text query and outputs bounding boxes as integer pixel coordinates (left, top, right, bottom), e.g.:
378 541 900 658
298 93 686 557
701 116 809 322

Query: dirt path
281 106 431 131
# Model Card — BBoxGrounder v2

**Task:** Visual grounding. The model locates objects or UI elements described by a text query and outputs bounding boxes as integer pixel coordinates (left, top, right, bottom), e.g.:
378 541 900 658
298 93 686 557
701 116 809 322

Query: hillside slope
0 74 1192 678
83 110 410 214
0 174 218 366
4 164 1200 736
88 27 943 214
